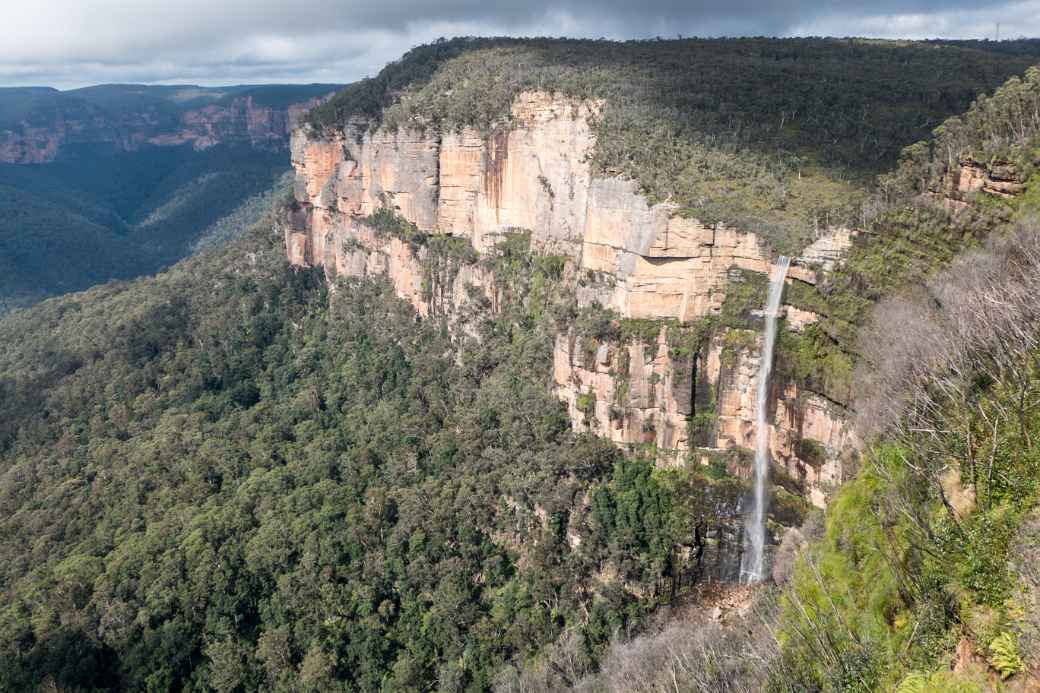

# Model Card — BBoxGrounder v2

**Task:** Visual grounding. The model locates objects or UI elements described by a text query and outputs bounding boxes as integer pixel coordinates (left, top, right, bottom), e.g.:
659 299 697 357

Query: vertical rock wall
552 322 851 507
286 90 855 507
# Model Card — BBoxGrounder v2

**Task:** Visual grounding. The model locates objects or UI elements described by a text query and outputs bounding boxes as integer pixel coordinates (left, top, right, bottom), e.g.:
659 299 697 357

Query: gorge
3 36 1040 693
0 83 340 311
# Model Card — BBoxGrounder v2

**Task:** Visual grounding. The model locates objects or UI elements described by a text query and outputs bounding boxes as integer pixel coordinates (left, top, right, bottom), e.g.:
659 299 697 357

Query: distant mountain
0 83 339 163
0 83 339 312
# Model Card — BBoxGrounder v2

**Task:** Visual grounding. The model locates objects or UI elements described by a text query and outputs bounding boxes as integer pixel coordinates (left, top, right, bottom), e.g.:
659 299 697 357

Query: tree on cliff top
308 36 1040 254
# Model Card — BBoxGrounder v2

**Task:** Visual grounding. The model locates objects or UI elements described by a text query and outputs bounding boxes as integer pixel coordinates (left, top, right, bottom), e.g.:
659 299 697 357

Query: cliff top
307 36 1040 253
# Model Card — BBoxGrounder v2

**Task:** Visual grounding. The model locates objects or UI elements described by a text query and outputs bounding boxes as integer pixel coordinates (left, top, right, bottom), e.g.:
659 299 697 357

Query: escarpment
0 89 336 164
553 325 851 508
285 90 859 507
144 93 333 151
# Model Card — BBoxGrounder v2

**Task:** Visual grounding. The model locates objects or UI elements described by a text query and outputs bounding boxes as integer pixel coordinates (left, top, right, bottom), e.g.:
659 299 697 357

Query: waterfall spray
740 256 790 584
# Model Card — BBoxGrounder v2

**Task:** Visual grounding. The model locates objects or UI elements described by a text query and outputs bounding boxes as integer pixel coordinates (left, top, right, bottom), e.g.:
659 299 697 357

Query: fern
989 631 1025 680
896 670 984 693
895 672 927 693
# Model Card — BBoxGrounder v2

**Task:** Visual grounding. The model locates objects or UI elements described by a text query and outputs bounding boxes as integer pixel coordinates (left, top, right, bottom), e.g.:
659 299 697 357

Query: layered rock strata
551 320 850 508
286 90 854 506
935 157 1026 211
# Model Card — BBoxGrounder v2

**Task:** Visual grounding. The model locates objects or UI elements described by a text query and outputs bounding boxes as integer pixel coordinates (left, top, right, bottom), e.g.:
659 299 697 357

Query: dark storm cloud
2 0 1037 88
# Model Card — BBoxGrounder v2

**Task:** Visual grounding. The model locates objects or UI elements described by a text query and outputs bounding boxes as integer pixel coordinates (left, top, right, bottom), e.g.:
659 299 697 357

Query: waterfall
740 256 790 585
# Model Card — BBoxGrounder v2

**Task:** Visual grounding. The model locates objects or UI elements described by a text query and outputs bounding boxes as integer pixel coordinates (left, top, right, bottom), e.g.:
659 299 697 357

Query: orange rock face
935 157 1026 210
553 328 695 455
290 92 843 320
552 326 851 507
0 127 64 164
286 90 856 505
149 94 335 152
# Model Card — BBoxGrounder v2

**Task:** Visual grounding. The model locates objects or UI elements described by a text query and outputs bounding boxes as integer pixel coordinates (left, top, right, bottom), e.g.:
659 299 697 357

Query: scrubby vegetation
769 224 1040 691
773 66 1040 405
508 201 1040 693
517 67 1040 693
310 36 1040 255
483 50 1040 693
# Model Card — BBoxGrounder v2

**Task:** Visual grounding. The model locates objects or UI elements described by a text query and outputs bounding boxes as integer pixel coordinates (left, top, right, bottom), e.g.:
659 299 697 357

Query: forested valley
3 36 1040 693
0 219 760 691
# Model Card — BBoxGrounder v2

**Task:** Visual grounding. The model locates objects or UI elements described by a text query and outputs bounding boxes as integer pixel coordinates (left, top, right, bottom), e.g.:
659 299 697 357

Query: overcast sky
2 0 1039 89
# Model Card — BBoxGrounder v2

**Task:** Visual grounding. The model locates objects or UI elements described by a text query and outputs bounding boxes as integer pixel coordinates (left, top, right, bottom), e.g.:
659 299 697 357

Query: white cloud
0 0 1035 88
787 0 1040 39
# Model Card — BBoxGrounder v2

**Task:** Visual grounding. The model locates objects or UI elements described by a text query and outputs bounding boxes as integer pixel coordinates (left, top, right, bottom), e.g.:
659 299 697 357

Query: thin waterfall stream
740 256 790 584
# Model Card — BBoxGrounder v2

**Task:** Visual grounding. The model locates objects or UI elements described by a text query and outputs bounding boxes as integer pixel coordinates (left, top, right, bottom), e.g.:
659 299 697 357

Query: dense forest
310 37 1040 692
0 144 288 312
0 216 795 691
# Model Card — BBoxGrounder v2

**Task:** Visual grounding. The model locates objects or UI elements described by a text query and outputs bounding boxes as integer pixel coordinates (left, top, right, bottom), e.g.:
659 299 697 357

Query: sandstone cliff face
286 90 854 506
0 126 66 164
934 157 1026 211
552 328 696 454
551 314 850 508
148 94 331 151
289 92 820 313
0 93 334 164
289 93 596 259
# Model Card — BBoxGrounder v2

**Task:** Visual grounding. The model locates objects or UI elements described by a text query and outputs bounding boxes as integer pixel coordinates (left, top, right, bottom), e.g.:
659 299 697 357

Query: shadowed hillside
0 83 339 311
